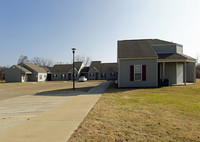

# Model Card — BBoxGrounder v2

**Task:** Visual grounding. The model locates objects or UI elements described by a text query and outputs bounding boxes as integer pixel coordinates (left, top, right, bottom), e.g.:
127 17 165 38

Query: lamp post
72 48 76 90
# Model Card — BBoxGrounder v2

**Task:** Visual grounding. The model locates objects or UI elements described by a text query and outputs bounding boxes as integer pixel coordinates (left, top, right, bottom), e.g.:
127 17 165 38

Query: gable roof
118 39 176 59
101 63 117 72
22 63 47 73
3 65 32 74
88 67 99 73
89 61 101 71
51 62 83 73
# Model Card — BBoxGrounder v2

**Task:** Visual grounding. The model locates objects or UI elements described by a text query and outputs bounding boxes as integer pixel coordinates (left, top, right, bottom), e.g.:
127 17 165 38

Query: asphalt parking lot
0 81 102 100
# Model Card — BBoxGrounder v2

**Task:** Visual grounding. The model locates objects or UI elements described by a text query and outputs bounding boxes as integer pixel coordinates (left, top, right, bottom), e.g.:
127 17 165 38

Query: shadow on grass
35 86 92 96
105 82 178 94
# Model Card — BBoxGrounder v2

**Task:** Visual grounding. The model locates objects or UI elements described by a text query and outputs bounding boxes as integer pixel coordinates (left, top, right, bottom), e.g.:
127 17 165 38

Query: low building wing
51 62 83 74
15 65 32 74
158 53 196 61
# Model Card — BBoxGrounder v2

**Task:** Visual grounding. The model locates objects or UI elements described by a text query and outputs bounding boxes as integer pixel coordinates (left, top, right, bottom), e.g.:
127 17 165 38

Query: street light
72 48 76 90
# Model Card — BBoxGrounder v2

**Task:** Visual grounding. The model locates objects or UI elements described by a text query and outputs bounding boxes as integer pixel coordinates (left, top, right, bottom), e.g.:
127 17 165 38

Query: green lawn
69 80 200 142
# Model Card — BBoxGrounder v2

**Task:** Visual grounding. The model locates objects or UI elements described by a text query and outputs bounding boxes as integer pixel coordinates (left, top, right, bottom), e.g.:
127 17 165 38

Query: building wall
152 44 183 54
100 72 118 80
118 59 158 88
28 72 38 82
51 72 79 81
88 72 100 80
165 62 176 85
38 73 47 81
51 73 67 81
4 66 22 82
5 66 21 82
176 45 183 54
186 62 196 83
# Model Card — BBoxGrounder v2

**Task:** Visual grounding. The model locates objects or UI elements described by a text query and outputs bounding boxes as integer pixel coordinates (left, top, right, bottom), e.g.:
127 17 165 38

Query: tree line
17 55 92 67
196 64 200 78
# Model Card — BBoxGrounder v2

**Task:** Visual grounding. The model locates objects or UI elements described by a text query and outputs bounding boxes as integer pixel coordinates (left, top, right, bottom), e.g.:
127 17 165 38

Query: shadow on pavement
35 81 112 97
34 87 91 97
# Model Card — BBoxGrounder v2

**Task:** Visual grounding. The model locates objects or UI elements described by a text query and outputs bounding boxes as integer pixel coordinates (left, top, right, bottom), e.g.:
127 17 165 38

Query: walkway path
0 81 111 142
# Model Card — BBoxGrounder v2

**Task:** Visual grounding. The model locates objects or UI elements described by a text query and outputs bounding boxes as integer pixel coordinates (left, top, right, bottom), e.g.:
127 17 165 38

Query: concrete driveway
0 81 110 142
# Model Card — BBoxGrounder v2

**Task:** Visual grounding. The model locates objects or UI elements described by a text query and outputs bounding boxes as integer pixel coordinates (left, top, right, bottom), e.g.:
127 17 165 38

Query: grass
68 80 200 142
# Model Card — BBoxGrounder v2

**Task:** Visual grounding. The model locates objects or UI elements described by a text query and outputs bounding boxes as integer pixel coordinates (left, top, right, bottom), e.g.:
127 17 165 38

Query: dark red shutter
130 65 134 81
142 65 146 81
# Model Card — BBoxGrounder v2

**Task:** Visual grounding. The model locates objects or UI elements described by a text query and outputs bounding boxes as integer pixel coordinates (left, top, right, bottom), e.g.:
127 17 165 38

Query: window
101 73 106 78
130 65 146 81
90 73 94 76
39 75 42 80
61 74 66 79
110 73 115 76
134 65 142 81
53 74 57 78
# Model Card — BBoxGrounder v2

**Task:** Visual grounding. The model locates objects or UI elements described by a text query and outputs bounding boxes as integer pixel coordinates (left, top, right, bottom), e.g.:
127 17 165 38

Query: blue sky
0 0 200 66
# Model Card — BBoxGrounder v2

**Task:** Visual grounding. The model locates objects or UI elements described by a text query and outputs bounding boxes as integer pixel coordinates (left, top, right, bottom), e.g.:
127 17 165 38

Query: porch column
162 62 165 79
184 62 187 85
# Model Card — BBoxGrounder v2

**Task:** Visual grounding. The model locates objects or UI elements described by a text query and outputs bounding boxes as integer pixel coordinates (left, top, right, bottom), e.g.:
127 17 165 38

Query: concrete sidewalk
0 81 111 142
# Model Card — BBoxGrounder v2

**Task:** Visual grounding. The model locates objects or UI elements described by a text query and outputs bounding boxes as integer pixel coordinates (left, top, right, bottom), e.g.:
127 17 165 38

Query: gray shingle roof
51 62 83 73
118 39 175 59
81 67 90 73
15 65 32 74
22 63 47 73
89 61 101 71
158 53 196 61
101 63 117 72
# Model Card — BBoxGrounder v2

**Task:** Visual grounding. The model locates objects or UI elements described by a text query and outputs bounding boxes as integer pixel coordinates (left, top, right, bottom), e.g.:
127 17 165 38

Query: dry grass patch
68 80 200 142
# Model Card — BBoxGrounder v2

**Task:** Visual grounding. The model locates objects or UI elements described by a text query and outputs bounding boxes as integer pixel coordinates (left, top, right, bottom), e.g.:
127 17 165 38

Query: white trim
134 65 142 81
119 57 158 60
158 59 196 63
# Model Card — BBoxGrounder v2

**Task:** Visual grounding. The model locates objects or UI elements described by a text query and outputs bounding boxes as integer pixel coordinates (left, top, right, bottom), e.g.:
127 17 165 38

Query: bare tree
84 56 92 67
0 66 8 81
31 57 54 67
75 55 91 67
196 64 200 78
17 55 29 65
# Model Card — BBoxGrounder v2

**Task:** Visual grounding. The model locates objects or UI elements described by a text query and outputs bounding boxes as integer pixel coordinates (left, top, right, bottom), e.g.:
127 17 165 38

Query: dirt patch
68 80 200 142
